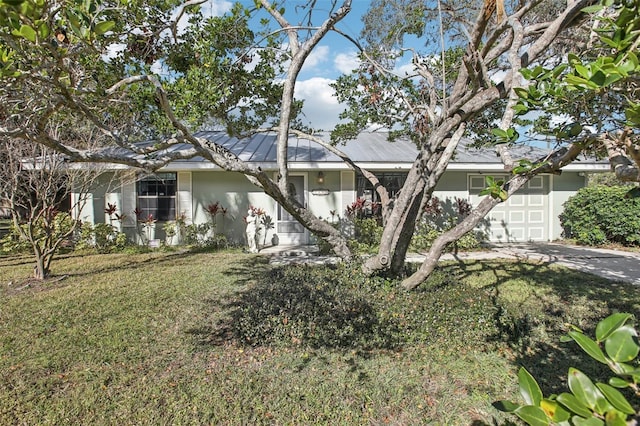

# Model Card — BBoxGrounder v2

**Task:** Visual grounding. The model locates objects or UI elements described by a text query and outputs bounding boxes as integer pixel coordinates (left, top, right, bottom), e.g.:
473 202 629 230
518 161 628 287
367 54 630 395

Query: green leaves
604 326 639 362
18 24 36 42
496 313 639 426
491 127 519 143
596 313 633 341
568 331 608 364
596 383 635 415
93 20 115 36
519 367 543 406
478 176 507 201
513 405 549 426
568 368 605 412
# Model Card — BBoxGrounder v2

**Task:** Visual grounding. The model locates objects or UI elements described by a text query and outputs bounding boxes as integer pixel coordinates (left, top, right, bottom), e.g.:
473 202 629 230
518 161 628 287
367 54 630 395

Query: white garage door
469 174 549 242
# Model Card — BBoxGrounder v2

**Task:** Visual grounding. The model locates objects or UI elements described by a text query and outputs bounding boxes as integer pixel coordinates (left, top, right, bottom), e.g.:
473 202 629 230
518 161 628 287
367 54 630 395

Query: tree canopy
2 0 640 288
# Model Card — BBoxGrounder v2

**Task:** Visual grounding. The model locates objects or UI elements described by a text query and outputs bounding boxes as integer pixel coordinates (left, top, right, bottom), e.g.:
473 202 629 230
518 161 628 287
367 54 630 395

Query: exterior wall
73 172 120 226
189 170 346 246
551 171 587 240
191 170 272 245
433 171 469 210
77 167 591 247
307 170 343 222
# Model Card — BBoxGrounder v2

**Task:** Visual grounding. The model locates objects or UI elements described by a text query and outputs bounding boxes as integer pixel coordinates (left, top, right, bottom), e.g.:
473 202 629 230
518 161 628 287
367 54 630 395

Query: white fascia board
559 163 610 172
156 161 612 173
447 162 611 172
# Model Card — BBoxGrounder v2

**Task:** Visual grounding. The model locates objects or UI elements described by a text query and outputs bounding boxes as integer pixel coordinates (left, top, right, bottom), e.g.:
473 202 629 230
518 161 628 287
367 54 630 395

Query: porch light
317 171 325 185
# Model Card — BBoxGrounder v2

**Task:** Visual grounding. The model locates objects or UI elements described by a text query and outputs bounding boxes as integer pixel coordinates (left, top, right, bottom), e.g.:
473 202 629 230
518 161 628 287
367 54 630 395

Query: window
355 172 407 216
356 172 407 203
137 173 176 221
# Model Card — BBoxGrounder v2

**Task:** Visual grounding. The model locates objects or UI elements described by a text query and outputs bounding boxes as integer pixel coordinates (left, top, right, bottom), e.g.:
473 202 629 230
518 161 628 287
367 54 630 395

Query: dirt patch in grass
4 274 71 295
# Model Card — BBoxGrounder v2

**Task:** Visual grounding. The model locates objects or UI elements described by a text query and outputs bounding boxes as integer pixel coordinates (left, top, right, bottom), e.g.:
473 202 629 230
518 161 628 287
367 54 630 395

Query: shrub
348 217 383 254
76 222 128 253
227 263 507 350
410 196 483 252
183 223 212 246
183 223 229 250
0 222 30 254
560 185 640 246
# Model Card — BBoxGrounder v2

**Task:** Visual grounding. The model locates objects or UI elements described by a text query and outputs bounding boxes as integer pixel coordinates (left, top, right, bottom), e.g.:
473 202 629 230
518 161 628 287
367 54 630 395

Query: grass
0 249 638 425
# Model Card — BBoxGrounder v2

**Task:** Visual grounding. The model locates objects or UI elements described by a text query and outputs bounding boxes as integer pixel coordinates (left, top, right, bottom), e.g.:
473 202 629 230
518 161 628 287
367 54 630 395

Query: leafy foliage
560 185 640 246
181 223 230 250
495 312 639 425
228 262 508 350
510 1 640 142
410 196 483 252
76 222 127 253
348 217 384 254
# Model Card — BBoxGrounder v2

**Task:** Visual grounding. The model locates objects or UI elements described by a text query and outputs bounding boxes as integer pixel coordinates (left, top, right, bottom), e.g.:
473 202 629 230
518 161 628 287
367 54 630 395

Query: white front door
276 174 309 245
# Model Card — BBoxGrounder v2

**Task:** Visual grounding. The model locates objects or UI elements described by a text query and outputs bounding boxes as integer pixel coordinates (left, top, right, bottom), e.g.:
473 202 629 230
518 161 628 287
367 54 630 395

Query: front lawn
1 250 638 424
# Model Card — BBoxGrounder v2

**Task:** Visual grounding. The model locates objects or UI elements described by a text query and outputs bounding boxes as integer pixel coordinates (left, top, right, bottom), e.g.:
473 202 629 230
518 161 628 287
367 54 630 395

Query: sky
193 0 401 131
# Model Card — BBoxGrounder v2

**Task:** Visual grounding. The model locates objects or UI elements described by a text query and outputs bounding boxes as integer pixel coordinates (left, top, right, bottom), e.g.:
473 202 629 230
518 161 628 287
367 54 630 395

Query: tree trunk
363 125 465 277
401 175 530 290
388 188 425 274
33 249 49 280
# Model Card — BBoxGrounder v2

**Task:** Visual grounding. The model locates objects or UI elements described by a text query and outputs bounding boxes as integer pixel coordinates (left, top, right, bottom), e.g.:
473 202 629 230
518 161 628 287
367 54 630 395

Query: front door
277 174 308 245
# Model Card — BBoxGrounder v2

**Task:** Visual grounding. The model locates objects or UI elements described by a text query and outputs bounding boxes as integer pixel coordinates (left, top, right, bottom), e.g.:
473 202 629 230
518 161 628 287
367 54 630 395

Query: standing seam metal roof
158 130 606 166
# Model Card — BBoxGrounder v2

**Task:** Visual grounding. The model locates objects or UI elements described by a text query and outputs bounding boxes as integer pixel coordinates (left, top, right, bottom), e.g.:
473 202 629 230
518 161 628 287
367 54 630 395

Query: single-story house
72 131 609 246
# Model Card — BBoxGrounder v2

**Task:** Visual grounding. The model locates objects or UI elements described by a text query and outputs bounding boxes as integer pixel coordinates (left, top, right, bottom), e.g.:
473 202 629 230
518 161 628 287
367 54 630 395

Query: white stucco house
72 131 609 246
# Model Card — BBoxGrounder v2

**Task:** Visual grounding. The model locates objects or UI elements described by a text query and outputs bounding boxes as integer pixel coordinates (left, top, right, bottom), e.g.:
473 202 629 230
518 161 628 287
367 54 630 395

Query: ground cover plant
1 251 638 425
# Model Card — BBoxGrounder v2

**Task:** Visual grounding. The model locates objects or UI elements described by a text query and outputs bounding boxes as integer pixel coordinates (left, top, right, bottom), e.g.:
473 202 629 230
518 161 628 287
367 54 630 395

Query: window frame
136 172 177 222
355 172 408 217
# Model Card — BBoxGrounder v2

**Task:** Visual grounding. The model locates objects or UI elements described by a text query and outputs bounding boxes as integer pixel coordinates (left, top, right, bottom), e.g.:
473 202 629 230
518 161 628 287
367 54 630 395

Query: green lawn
1 250 638 425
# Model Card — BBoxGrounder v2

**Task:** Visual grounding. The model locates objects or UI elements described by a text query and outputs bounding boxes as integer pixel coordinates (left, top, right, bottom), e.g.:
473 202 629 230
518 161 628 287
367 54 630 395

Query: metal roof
151 130 608 171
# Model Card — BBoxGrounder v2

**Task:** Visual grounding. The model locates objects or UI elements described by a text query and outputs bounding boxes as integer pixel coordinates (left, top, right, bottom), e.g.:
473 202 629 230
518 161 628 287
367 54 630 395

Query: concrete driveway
486 242 640 285
266 242 640 285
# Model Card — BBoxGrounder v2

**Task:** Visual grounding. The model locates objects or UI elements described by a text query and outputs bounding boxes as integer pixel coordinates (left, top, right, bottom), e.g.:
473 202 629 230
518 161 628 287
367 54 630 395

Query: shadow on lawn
447 259 640 397
189 256 639 402
189 260 399 350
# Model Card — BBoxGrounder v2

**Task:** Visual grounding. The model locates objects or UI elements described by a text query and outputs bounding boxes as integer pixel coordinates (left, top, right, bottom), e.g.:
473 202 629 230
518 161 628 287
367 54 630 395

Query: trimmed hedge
560 185 640 246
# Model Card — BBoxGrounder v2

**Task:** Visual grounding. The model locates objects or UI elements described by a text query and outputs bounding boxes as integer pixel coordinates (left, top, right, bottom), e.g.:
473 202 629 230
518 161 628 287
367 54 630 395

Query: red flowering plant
250 205 265 216
140 213 156 245
346 197 381 220
104 203 127 227
133 207 143 222
206 201 228 234
206 201 221 216
105 202 117 219
132 207 152 245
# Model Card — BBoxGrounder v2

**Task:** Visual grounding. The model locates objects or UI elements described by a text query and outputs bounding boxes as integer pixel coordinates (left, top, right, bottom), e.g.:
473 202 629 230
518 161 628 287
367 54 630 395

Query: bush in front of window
410 196 483 253
348 217 384 254
76 222 128 253
182 223 229 250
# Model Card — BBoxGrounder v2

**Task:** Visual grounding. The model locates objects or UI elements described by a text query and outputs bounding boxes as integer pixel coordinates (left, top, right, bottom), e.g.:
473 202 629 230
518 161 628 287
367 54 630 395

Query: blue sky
209 1 384 130
249 0 373 130
180 1 418 130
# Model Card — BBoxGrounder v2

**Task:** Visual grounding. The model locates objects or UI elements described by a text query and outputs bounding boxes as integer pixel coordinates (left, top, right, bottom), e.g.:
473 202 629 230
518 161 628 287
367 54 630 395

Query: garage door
469 174 549 242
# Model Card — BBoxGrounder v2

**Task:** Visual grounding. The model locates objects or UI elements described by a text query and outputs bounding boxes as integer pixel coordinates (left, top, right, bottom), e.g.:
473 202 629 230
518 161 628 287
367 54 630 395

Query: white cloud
334 51 360 74
295 77 344 130
301 45 330 71
395 62 415 76
103 43 127 60
171 0 233 36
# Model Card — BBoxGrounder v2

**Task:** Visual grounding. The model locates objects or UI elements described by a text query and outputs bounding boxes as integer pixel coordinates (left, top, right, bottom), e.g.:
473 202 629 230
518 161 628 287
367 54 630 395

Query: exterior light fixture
317 171 325 185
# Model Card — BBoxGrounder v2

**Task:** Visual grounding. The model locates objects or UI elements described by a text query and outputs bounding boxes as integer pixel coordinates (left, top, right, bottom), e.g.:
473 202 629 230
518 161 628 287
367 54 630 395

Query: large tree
1 0 638 288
